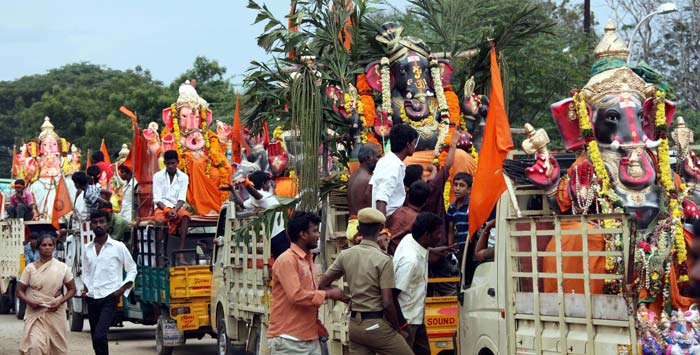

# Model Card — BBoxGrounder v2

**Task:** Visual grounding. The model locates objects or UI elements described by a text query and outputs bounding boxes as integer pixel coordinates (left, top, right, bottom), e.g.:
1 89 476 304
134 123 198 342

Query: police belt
350 310 384 319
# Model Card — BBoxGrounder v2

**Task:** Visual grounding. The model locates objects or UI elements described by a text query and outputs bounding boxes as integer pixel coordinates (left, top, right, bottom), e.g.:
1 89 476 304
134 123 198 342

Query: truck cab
458 182 637 355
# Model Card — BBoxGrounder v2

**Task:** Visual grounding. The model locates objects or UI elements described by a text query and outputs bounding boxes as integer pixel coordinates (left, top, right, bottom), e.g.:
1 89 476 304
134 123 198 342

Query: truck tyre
156 316 175 355
217 316 246 355
68 301 83 332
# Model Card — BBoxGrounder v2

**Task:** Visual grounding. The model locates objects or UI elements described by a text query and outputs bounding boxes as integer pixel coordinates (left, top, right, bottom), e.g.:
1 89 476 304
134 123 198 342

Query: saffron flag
86 149 92 166
51 177 73 229
468 46 514 240
11 145 17 179
231 97 243 164
100 139 111 164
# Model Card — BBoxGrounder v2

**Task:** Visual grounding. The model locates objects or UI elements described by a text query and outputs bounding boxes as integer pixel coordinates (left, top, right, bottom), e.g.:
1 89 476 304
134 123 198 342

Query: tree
605 0 700 130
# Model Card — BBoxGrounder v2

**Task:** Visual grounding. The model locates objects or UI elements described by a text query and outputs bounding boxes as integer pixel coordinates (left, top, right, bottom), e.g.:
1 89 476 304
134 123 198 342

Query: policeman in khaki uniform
320 207 413 355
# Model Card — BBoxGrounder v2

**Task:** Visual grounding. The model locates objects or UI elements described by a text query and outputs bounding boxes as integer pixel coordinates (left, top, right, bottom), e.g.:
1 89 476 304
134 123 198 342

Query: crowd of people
7 122 488 355
267 123 485 355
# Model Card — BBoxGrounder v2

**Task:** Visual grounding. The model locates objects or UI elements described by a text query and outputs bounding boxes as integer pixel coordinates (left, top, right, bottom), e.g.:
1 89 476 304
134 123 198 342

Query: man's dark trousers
86 294 117 355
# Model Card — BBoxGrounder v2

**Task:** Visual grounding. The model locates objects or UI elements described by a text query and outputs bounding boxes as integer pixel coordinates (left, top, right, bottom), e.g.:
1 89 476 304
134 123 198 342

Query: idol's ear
365 60 389 92
642 97 676 139
162 108 174 130
438 59 453 85
551 97 589 150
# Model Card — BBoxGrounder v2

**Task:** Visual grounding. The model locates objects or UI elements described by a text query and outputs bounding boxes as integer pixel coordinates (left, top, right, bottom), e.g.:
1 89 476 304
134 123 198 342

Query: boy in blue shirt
447 173 472 246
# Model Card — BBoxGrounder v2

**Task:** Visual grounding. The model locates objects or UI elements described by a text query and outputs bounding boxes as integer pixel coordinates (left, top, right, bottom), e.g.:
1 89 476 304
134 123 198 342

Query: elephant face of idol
364 55 454 123
391 54 432 120
592 94 654 149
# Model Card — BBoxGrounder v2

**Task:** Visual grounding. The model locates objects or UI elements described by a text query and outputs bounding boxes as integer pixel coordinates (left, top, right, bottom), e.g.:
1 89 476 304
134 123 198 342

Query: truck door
458 196 510 355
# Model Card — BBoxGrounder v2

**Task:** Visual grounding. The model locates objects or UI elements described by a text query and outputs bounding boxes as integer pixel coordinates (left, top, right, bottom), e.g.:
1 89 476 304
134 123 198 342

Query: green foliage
233 197 298 243
0 59 239 177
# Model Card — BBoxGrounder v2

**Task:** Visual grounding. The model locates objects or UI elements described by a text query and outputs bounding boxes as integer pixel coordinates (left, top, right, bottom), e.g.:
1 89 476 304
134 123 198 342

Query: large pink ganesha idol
156 80 231 215
161 81 213 153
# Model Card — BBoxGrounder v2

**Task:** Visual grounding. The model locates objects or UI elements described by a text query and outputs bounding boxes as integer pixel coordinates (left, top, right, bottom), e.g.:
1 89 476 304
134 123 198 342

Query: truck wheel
15 297 25 320
156 316 175 355
68 301 84 332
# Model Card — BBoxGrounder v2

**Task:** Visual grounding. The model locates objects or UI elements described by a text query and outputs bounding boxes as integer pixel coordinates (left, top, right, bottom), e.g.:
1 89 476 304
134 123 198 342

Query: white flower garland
430 57 449 117
430 57 450 158
380 57 392 115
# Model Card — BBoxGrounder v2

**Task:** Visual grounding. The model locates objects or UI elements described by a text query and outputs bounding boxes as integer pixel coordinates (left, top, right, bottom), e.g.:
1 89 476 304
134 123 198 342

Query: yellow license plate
176 314 199 331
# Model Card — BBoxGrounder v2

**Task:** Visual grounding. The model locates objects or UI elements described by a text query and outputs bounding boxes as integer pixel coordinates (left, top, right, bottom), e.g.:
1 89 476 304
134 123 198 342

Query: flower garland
380 57 392 115
575 92 625 294
653 90 687 267
170 104 187 173
357 73 381 149
201 113 212 175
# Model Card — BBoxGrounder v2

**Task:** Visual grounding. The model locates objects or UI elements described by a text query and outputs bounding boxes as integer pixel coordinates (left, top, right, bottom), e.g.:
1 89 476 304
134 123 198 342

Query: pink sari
18 258 73 355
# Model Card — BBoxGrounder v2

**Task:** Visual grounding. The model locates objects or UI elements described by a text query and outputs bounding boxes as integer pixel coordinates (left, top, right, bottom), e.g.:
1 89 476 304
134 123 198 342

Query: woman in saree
16 233 77 355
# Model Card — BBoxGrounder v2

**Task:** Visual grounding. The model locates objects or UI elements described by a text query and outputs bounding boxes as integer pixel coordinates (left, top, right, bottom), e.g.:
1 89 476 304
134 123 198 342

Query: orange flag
468 46 514 240
231 97 243 164
100 139 111 164
86 149 92 166
11 145 17 179
51 177 73 229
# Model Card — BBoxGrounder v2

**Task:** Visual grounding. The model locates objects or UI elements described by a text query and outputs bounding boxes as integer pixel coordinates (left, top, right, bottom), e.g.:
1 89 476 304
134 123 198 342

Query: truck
457 178 637 354
64 216 219 355
211 189 459 355
0 219 61 320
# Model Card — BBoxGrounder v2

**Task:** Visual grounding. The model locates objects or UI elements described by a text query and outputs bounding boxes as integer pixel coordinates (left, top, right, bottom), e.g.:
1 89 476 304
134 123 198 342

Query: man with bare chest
347 143 381 242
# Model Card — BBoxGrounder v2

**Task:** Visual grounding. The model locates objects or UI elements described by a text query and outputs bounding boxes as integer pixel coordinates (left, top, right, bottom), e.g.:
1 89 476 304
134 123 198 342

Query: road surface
0 314 217 355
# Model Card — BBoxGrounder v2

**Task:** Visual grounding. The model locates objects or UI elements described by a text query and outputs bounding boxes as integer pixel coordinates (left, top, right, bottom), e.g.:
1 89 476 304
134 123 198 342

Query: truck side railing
502 183 636 355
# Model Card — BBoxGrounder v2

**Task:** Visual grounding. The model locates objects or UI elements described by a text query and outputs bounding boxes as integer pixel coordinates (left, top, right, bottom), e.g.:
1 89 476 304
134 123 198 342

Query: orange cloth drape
542 220 606 294
183 153 232 215
467 46 513 239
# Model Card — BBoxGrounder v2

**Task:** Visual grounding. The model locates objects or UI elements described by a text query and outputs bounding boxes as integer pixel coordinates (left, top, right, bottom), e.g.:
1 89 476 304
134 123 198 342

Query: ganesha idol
21 117 79 220
507 21 697 318
332 22 480 184
150 80 232 215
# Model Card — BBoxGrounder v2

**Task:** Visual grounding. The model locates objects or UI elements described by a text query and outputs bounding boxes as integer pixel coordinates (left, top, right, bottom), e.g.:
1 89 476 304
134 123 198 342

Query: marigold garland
654 90 666 129
654 90 687 265
437 90 462 167
574 93 592 137
170 104 186 173
359 93 380 148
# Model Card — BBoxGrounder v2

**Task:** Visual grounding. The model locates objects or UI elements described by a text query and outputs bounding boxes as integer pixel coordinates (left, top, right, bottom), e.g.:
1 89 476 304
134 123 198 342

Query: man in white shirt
152 150 191 251
117 163 137 222
369 123 418 217
393 212 449 355
233 170 290 258
82 209 137 355
233 170 280 210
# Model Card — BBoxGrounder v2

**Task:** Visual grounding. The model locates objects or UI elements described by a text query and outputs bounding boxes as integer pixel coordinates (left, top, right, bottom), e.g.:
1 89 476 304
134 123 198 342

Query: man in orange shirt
267 211 350 354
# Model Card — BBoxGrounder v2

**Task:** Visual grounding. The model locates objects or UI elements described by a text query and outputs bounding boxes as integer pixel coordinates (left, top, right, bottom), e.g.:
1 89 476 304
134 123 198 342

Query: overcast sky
1 0 616 87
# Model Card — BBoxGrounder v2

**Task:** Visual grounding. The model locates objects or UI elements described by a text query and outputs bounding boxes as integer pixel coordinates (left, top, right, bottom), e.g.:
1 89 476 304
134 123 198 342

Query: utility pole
584 0 591 32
